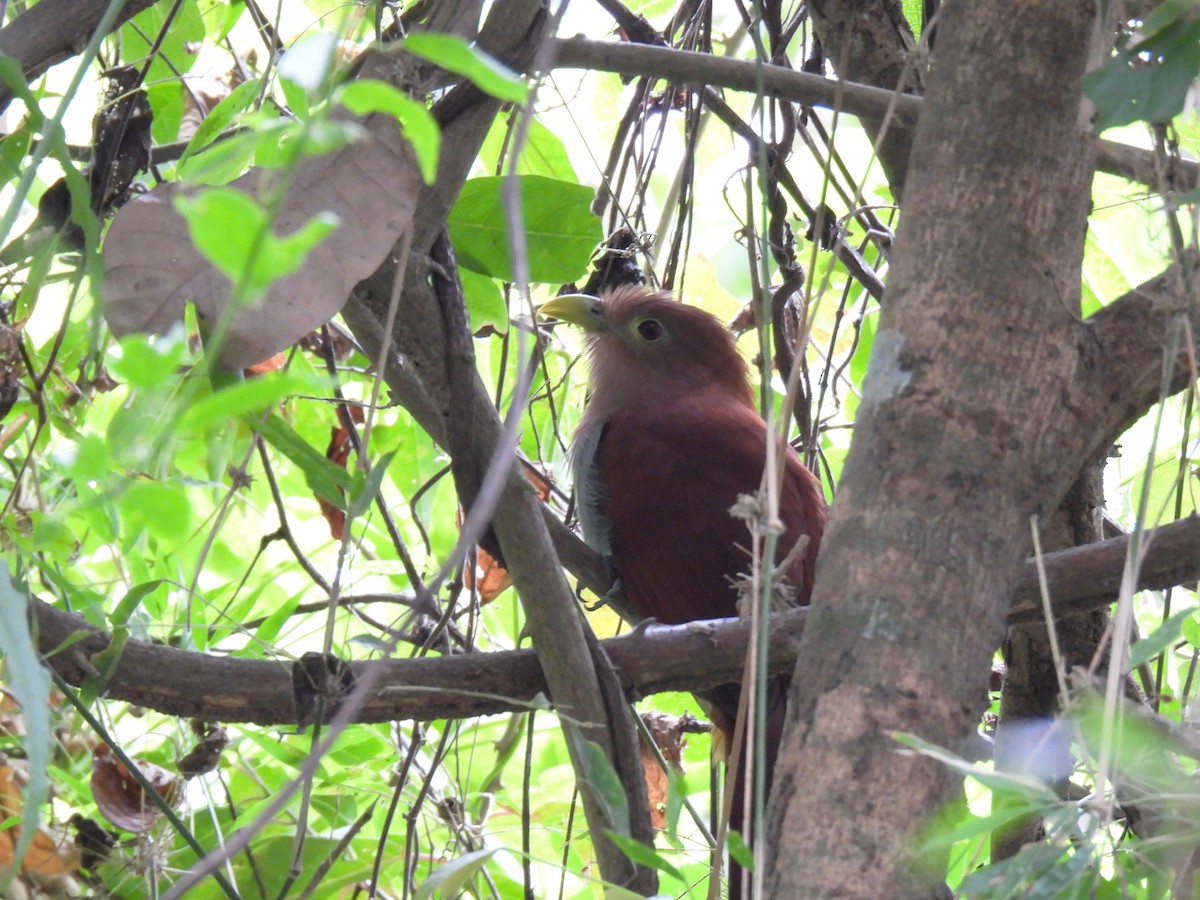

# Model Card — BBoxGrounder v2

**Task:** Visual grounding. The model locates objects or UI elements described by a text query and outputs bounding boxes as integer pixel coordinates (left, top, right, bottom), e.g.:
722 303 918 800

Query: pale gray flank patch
570 424 612 555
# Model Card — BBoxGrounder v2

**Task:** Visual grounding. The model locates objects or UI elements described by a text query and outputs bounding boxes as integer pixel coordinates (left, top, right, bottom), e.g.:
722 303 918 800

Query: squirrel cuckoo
541 286 825 897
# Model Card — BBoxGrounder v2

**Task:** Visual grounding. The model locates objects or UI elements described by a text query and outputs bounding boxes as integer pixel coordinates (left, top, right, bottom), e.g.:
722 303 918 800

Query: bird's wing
593 392 824 626
569 418 613 556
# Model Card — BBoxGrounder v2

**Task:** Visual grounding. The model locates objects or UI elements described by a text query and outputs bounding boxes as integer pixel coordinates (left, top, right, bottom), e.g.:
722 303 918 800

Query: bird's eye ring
635 318 664 342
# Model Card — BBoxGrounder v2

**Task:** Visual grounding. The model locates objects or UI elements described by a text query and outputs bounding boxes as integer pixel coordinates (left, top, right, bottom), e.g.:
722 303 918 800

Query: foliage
0 1 1193 898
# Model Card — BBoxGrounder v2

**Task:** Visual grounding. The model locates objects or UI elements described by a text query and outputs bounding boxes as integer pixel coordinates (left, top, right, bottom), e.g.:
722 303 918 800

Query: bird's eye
635 318 664 342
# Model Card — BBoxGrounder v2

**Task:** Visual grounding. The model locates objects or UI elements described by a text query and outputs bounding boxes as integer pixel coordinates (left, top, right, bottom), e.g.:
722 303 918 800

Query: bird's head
540 286 754 416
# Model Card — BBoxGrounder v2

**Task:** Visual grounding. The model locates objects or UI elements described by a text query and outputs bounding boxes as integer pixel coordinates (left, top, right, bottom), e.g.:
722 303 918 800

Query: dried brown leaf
90 747 179 833
102 110 420 369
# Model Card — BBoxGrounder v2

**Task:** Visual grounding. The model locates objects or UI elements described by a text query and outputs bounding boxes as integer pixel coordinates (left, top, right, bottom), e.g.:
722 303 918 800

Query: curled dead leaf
90 746 180 833
176 721 229 778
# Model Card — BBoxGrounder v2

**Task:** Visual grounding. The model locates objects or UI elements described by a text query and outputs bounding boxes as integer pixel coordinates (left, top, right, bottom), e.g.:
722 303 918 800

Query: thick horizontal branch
34 597 797 726
549 37 1199 194
33 515 1199 726
1080 266 1200 462
1007 514 1200 623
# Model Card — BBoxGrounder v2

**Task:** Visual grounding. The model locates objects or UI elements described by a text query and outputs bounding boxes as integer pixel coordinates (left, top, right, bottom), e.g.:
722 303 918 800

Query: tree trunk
767 2 1101 895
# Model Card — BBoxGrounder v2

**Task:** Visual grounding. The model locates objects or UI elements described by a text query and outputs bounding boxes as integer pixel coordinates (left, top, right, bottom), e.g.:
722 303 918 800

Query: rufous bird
541 285 826 898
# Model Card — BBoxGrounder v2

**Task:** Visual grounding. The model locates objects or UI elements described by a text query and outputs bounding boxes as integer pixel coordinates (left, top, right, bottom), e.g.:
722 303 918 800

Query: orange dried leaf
243 353 287 376
472 547 514 604
0 763 81 875
317 404 365 540
639 736 669 831
639 711 691 831
462 466 552 603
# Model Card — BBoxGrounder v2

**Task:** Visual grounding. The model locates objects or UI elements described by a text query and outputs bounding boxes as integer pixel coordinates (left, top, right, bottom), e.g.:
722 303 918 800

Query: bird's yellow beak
538 293 606 331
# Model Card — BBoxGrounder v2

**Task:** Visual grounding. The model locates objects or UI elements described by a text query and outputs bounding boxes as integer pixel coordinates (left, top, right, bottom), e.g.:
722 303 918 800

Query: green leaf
119 479 193 544
280 77 310 121
848 305 878 389
211 0 245 42
726 829 753 869
1083 17 1200 131
917 800 1045 852
121 0 205 143
460 269 508 335
249 413 350 508
607 831 685 881
564 729 630 837
480 115 578 181
109 332 189 391
347 450 396 520
250 117 362 170
665 768 688 836
0 566 52 891
177 130 257 185
1183 610 1200 647
182 371 327 434
253 594 300 645
0 125 32 182
403 33 528 104
1128 606 1196 669
110 580 167 627
82 626 129 704
177 78 262 170
174 186 339 297
448 175 602 283
349 634 394 652
414 847 499 900
336 80 440 183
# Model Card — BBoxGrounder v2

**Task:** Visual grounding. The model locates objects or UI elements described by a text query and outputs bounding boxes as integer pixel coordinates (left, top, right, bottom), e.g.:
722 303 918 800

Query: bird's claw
580 575 625 612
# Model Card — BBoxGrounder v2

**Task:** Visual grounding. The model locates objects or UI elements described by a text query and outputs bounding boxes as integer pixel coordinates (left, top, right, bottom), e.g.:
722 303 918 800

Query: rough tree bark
806 0 920 193
767 2 1108 895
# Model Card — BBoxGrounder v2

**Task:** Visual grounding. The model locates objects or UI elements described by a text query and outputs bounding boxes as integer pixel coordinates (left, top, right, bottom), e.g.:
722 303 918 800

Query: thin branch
548 36 1199 194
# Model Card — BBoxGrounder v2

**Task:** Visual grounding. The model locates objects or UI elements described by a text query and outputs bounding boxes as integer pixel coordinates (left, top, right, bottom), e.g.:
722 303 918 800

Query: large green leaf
480 115 579 182
414 848 500 900
0 567 52 891
448 175 601 284
1082 13 1200 131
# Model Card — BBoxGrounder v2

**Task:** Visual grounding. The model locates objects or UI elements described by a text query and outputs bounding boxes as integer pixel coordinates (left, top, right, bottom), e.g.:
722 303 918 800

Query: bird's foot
580 576 625 612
